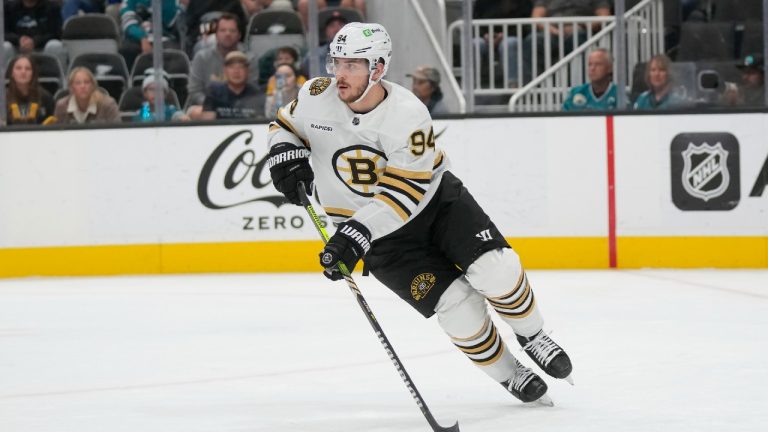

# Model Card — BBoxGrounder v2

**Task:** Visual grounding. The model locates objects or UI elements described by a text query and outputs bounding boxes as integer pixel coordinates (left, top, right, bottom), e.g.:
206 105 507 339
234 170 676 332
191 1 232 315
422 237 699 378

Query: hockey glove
319 220 372 281
267 142 313 205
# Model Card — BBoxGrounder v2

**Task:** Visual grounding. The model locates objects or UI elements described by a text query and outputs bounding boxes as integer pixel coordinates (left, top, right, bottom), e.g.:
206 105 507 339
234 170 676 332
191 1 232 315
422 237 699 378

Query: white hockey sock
434 277 517 382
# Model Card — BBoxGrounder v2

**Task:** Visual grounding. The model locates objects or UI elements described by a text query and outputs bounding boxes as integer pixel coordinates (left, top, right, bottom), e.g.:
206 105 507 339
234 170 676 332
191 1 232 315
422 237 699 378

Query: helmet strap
351 68 380 105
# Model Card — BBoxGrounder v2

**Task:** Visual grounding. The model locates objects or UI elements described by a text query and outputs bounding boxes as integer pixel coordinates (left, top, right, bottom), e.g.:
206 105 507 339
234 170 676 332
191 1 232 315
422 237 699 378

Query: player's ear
372 59 385 81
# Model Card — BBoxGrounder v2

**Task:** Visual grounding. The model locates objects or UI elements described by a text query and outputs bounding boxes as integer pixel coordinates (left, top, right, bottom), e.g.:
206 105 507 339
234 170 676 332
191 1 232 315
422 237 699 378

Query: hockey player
266 22 572 404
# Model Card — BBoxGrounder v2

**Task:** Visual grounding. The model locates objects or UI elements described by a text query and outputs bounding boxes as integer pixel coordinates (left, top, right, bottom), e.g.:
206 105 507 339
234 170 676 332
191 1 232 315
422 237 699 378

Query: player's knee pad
467 248 540 327
465 247 524 298
434 277 489 339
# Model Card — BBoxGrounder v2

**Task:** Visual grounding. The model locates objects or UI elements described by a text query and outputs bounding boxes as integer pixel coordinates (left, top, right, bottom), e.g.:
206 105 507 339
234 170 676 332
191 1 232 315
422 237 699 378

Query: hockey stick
297 183 459 432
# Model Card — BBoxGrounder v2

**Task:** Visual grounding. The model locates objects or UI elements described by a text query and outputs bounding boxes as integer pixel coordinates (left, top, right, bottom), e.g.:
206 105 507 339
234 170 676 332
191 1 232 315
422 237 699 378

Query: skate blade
564 373 574 386
533 394 554 407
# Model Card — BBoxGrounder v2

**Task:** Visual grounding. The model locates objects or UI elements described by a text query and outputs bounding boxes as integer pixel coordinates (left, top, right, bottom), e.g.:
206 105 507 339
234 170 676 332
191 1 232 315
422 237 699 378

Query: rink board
0 113 766 277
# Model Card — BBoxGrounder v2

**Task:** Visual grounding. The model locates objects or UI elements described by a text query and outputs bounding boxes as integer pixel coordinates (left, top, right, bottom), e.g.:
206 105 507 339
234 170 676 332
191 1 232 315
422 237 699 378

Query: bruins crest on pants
411 273 436 301
309 77 332 96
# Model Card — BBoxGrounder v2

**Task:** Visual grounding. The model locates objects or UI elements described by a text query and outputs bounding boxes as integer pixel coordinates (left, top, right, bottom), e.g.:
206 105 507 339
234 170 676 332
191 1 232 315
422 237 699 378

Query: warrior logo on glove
319 220 372 280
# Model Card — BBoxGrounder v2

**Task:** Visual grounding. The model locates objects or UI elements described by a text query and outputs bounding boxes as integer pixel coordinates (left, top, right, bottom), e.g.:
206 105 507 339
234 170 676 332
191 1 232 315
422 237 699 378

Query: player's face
332 58 370 103
587 52 611 83
12 58 33 86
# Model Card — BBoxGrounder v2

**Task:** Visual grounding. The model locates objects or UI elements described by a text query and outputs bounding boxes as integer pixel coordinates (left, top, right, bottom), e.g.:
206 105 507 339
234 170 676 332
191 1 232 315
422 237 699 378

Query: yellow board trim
617 236 768 268
0 236 765 278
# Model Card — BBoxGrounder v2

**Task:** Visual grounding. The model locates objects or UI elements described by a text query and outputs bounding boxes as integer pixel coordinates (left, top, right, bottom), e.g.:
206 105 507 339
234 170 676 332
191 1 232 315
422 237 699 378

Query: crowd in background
2 0 766 126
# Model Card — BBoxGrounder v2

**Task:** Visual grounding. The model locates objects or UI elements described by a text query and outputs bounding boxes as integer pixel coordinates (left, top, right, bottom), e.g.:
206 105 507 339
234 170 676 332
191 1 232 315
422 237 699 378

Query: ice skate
501 359 551 405
517 330 573 383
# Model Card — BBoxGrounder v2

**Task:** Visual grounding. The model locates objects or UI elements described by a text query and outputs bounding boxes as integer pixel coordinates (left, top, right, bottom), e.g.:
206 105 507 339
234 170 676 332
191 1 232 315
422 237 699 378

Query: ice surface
1 270 767 432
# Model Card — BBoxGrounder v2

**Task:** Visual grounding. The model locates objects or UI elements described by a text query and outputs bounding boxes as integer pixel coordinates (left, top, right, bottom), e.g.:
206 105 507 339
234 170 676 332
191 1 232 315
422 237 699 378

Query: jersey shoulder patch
309 77 332 96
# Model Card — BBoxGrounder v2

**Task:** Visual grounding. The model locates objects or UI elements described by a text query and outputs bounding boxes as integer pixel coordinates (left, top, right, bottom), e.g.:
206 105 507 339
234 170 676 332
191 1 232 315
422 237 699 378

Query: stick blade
433 421 460 432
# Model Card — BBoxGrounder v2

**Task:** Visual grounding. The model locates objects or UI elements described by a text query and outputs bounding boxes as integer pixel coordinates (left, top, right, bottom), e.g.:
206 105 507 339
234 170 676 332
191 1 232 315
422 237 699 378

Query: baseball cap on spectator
737 54 764 70
225 50 250 66
142 68 169 91
407 66 441 85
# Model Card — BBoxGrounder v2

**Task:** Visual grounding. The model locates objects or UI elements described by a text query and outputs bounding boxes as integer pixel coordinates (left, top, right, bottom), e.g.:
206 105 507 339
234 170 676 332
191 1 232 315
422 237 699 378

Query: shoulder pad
309 77 332 96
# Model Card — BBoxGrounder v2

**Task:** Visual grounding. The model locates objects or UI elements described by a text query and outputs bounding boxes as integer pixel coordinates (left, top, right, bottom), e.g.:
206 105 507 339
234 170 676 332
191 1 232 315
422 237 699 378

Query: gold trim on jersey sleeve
323 207 355 218
378 175 425 204
268 122 281 133
433 150 445 169
276 109 309 148
384 166 432 182
374 193 410 221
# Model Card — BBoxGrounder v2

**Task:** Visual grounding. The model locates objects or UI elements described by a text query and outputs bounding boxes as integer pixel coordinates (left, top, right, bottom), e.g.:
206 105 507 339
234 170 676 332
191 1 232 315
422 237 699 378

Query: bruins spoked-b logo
332 145 387 197
309 77 331 96
411 273 437 301
671 133 740 211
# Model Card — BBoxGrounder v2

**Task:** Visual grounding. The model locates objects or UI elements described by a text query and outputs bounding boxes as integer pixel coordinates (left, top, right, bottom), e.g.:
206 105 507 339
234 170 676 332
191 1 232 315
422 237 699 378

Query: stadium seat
712 0 762 22
62 14 120 62
69 52 130 101
735 21 763 60
695 61 742 105
130 50 191 106
118 85 181 122
31 53 65 96
247 10 306 58
677 22 735 61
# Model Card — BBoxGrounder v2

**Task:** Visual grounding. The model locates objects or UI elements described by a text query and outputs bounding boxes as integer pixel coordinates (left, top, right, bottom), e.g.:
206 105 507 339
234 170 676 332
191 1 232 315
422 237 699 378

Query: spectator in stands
301 11 348 78
297 0 365 30
264 62 300 118
133 72 189 122
407 65 448 115
721 54 765 107
53 67 121 124
240 0 286 19
182 0 246 56
196 50 266 119
187 12 259 106
3 0 67 69
633 54 686 110
473 0 532 87
5 54 56 125
61 0 121 22
263 46 307 93
562 48 618 111
119 0 182 69
522 0 611 83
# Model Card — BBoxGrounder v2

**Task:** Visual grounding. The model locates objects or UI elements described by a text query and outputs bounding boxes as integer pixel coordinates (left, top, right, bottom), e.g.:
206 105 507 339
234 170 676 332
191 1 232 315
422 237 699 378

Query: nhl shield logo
681 142 729 201
670 133 740 211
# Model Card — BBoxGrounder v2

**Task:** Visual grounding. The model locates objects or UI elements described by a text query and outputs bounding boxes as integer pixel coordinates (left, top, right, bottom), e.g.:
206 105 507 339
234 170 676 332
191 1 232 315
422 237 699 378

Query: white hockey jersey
267 77 449 241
